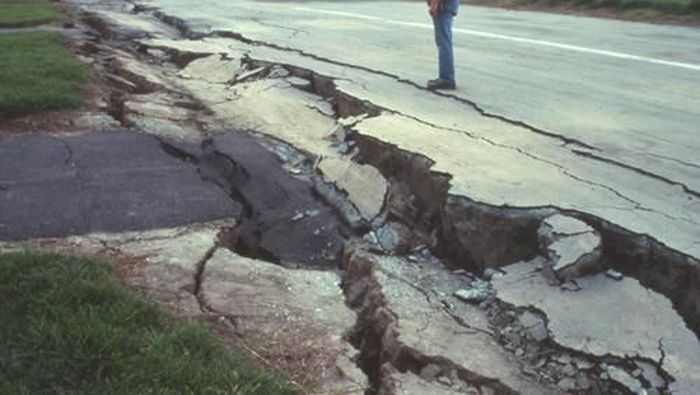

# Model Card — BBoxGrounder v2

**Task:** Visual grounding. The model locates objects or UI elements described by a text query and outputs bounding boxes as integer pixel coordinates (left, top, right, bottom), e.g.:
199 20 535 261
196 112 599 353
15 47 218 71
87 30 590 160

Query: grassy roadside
0 252 295 394
0 0 86 120
0 32 86 119
465 0 700 23
0 0 61 28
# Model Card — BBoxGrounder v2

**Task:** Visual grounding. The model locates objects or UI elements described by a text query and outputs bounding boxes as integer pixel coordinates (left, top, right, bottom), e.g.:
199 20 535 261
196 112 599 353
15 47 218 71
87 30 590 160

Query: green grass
0 0 61 28
542 0 698 13
0 32 86 119
461 0 700 19
0 252 296 394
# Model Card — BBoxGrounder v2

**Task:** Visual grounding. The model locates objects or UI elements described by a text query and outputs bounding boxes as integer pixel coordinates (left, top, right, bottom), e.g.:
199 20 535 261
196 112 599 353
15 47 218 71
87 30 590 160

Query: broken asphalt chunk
538 214 602 283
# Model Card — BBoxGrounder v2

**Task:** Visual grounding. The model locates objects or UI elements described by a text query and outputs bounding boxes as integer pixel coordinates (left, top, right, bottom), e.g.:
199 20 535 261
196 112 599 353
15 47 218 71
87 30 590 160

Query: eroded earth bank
1 0 699 394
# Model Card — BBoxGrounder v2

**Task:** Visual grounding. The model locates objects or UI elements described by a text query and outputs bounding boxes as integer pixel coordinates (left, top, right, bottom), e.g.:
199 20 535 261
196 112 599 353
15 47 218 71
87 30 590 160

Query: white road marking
294 7 700 72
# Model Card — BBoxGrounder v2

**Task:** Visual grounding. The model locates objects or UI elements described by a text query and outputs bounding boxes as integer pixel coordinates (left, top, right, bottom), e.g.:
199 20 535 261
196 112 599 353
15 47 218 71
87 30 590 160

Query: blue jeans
432 7 456 83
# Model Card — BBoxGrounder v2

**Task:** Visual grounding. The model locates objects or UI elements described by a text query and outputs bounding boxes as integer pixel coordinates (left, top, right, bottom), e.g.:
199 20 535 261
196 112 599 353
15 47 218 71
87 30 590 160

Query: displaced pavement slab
178 53 244 83
0 131 240 241
352 113 700 260
205 132 347 267
493 260 700 394
136 31 700 262
345 248 561 394
135 0 700 196
318 156 387 221
175 70 389 224
192 78 339 152
44 221 226 316
0 128 348 268
201 248 367 393
538 214 602 282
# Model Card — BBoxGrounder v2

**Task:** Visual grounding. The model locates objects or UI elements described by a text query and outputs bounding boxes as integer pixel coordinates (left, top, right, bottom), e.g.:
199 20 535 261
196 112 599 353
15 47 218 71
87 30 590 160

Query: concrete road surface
144 0 700 191
136 0 700 259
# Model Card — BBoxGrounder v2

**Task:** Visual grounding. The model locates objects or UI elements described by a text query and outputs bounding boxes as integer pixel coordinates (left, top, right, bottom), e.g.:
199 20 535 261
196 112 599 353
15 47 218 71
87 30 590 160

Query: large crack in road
2 1 699 393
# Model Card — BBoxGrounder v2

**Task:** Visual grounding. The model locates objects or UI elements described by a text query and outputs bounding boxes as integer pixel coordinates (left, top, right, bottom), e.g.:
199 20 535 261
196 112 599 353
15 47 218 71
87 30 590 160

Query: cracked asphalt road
132 0 700 261
0 132 240 240
143 0 700 190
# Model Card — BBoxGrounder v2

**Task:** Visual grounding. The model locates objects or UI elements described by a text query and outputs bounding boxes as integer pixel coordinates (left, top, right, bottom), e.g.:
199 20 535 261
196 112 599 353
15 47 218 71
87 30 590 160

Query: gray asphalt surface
0 131 239 240
0 130 346 267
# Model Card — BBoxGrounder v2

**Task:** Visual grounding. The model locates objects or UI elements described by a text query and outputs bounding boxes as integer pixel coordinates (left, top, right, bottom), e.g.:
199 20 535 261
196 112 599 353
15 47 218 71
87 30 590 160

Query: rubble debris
538 214 603 283
267 65 290 78
375 221 416 254
557 377 577 391
234 66 266 83
606 269 624 281
494 258 700 393
286 76 311 90
517 311 548 342
344 247 561 395
483 267 504 280
607 365 645 393
453 280 492 304
635 361 666 390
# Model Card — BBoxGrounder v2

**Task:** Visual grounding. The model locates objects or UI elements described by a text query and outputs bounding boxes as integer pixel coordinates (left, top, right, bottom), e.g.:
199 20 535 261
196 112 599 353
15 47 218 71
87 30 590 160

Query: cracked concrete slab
0 132 239 241
538 214 602 282
178 53 244 83
318 157 387 221
87 8 180 39
201 248 367 393
345 248 560 394
125 98 190 122
194 78 342 153
493 259 700 393
135 0 700 197
175 70 389 224
135 30 700 263
129 115 193 140
114 53 172 91
353 113 700 259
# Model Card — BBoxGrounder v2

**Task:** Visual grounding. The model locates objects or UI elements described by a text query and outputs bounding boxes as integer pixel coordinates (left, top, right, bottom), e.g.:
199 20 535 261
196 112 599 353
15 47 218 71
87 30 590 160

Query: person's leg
430 11 455 90
434 11 455 84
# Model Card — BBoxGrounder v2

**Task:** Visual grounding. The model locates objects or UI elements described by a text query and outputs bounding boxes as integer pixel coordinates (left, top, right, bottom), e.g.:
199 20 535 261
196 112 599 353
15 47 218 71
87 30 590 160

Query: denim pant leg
432 11 455 83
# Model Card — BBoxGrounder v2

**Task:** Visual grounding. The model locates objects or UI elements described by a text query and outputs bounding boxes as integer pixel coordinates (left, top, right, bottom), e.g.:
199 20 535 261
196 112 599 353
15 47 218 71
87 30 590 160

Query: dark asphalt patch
0 130 347 268
199 132 346 268
0 131 240 241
